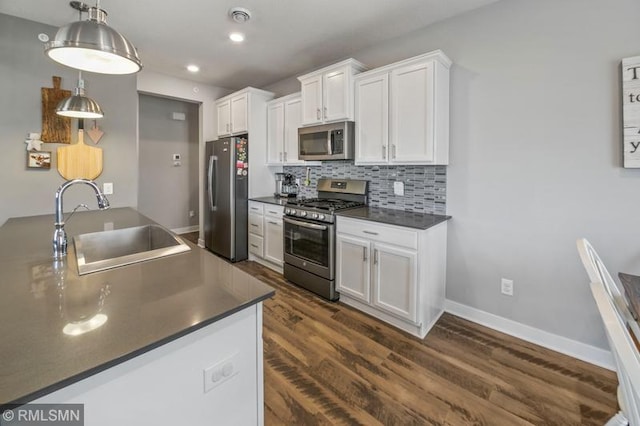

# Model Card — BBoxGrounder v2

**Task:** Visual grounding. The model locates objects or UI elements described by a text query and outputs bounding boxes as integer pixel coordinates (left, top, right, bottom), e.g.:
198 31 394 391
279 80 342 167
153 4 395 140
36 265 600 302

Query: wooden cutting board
57 130 103 180
41 76 71 144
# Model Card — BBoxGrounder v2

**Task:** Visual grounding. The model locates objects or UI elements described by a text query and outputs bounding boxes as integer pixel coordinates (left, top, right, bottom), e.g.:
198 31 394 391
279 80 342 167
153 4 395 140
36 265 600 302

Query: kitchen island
0 208 274 425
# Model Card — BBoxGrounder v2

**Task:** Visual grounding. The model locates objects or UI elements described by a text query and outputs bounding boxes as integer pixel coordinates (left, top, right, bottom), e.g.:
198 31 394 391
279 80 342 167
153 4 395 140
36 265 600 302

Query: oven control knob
300 211 307 217
290 209 296 215
312 213 318 219
285 208 290 214
318 214 325 220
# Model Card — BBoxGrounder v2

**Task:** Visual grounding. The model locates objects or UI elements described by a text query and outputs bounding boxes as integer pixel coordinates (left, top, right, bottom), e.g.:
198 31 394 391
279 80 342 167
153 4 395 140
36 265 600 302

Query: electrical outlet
189 210 195 218
203 353 239 393
103 182 113 195
393 181 404 196
501 278 514 296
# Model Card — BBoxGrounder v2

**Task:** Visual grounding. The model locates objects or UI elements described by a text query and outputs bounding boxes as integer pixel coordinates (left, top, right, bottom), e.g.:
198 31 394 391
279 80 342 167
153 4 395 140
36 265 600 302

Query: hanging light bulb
56 71 104 119
45 1 142 75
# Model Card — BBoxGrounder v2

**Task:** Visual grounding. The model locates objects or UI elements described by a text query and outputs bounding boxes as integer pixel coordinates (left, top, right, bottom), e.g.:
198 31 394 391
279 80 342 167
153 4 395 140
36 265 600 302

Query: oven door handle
284 217 328 231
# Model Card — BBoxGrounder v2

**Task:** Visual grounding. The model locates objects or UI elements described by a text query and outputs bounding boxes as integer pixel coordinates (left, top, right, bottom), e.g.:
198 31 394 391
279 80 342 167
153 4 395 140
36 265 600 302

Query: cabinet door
216 100 231 136
390 61 435 163
300 75 323 126
323 67 348 122
336 234 371 303
372 242 417 322
266 103 284 165
230 93 248 134
283 97 304 164
355 73 389 164
264 218 283 265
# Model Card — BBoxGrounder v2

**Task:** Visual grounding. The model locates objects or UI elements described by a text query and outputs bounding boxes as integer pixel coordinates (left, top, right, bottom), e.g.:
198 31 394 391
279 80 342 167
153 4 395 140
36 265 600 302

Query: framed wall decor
623 55 640 168
27 151 52 169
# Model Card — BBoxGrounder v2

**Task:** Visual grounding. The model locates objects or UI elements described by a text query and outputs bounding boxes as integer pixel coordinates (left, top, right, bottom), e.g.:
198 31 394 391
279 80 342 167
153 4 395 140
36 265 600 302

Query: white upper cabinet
266 93 305 166
216 89 264 137
354 50 451 165
214 87 275 198
298 59 367 126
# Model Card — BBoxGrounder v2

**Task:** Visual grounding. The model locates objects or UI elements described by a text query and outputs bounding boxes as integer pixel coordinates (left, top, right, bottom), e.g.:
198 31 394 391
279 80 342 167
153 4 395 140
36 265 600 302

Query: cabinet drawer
248 201 264 215
264 204 284 218
249 234 264 257
337 217 418 250
249 213 264 236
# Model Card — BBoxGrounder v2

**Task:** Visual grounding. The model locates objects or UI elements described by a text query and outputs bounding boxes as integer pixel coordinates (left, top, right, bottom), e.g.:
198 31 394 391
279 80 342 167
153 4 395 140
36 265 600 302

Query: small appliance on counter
275 173 298 198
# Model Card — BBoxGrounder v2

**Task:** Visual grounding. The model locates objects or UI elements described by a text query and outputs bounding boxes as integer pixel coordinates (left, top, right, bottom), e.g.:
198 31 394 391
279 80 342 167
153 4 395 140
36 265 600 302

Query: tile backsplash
283 161 446 214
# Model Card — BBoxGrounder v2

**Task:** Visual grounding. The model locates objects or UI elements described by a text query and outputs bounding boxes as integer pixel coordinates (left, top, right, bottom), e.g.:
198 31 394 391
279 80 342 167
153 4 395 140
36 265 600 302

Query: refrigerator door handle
208 155 218 211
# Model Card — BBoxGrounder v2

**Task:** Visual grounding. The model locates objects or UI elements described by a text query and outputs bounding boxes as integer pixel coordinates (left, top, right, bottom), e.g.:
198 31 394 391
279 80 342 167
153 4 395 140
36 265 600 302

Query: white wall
265 0 640 351
0 14 138 225
138 95 199 230
137 71 231 239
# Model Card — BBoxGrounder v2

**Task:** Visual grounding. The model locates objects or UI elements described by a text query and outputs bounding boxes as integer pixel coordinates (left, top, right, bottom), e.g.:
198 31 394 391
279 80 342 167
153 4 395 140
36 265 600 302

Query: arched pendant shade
45 3 142 75
56 72 104 119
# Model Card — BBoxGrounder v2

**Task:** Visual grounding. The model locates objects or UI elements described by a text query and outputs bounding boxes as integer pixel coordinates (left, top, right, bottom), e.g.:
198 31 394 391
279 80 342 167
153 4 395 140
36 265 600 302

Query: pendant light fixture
45 1 142 75
56 70 104 119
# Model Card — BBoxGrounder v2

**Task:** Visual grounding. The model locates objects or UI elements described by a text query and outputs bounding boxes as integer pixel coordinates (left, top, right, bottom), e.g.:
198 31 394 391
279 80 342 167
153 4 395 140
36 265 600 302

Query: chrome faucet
53 179 110 259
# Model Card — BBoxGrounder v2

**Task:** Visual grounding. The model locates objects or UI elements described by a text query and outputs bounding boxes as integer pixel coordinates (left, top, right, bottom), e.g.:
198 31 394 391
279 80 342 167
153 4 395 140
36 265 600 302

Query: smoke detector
229 7 251 23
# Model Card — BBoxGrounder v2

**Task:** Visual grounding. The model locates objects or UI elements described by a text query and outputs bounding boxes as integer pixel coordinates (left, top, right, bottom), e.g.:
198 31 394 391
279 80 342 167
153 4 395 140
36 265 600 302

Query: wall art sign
27 151 51 169
623 55 640 168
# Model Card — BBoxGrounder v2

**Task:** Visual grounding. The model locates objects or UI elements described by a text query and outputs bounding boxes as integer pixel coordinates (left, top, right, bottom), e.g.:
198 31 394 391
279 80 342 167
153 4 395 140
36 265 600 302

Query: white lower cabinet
336 216 447 338
248 201 284 272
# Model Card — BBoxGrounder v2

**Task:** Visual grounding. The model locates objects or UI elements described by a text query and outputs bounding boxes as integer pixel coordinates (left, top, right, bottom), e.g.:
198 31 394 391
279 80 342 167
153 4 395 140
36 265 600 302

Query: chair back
590 280 640 425
577 238 631 322
577 238 640 424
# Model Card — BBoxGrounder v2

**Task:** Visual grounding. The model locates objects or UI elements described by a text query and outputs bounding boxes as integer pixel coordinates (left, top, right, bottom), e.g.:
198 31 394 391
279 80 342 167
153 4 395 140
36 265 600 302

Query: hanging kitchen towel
57 129 103 180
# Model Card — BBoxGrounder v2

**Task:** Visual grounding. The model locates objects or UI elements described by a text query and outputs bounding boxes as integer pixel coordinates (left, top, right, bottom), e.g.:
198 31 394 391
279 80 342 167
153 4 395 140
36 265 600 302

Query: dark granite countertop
336 206 451 230
249 196 294 206
0 208 274 407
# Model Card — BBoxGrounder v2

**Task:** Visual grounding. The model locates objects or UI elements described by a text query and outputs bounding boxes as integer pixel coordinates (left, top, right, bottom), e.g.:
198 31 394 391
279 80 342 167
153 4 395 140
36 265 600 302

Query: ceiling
0 0 499 90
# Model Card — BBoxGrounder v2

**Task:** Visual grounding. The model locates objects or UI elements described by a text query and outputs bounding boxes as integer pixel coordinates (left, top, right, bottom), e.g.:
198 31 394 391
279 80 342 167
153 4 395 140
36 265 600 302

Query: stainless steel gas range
283 178 368 301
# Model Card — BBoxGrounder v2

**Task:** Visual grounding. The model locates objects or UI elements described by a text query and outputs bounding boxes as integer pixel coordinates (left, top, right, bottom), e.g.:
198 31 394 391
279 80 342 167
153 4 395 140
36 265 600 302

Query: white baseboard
197 238 205 248
444 299 614 371
172 225 199 234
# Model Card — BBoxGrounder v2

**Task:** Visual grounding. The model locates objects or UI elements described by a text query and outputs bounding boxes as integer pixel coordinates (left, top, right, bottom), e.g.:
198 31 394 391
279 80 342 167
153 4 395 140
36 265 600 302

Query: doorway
138 94 199 233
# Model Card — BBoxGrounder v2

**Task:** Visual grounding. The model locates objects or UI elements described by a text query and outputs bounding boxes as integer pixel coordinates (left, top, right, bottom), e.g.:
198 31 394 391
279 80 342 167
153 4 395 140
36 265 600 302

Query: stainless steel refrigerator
204 136 249 262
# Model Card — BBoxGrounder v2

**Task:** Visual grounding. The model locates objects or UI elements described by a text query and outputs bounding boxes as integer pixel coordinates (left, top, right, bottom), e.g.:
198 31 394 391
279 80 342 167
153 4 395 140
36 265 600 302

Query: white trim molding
172 225 199 235
444 299 614 371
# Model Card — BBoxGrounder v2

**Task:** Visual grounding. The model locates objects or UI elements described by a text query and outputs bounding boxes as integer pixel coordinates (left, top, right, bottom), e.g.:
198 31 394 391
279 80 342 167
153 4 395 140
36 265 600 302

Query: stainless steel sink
73 224 191 275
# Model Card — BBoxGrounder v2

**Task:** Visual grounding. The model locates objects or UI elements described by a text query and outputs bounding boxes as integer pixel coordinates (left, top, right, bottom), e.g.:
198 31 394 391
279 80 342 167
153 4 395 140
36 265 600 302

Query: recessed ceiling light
186 64 200 73
229 32 245 43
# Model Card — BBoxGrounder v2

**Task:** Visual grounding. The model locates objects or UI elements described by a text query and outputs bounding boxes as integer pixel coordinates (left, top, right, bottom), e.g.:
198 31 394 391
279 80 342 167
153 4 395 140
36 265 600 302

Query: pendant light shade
56 73 104 119
45 5 142 75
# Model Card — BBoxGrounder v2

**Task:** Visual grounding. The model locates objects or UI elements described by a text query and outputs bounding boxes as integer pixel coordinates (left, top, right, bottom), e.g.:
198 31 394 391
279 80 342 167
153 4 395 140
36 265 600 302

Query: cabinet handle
268 221 279 225
392 144 397 159
382 145 386 160
362 246 367 262
363 230 379 235
226 123 230 132
284 151 287 162
251 244 259 249
323 107 327 119
251 223 259 227
279 152 283 162
268 210 278 215
374 249 379 265
316 108 321 120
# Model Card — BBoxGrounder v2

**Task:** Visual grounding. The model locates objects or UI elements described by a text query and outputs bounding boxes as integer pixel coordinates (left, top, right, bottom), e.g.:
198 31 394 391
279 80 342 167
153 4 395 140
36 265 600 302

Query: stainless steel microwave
298 121 354 161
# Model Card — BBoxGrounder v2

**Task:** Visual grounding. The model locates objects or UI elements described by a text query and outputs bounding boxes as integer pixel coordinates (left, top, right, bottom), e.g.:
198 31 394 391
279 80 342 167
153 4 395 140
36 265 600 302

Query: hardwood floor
235 260 618 426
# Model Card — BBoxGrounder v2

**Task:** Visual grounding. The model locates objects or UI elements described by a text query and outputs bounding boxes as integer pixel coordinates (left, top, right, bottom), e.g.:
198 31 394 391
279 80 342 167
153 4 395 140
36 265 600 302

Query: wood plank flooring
235 260 618 426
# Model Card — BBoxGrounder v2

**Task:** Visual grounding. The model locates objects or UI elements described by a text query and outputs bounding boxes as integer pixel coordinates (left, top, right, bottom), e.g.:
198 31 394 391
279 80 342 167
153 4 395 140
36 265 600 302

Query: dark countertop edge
3 290 275 409
335 207 452 230
249 196 293 206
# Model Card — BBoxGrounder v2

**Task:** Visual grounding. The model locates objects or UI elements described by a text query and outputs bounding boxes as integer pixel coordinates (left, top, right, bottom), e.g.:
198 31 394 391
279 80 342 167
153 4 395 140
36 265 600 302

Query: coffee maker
274 173 298 198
